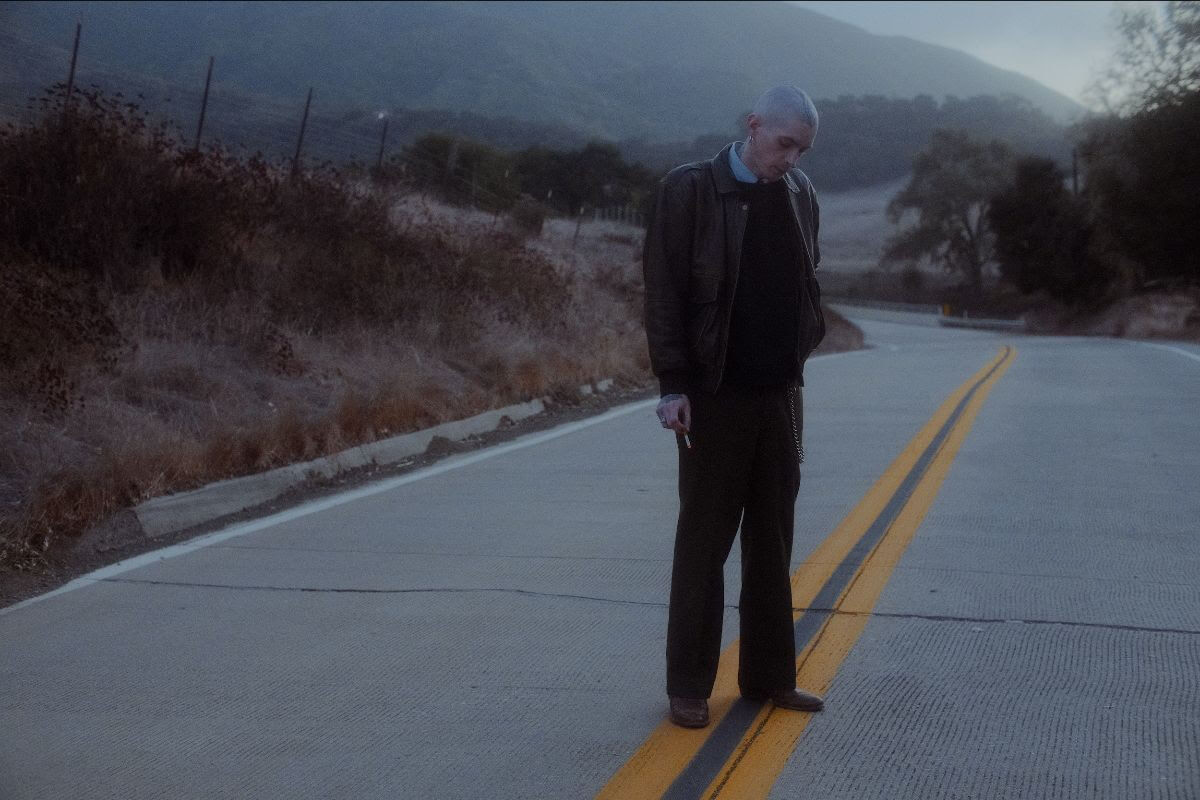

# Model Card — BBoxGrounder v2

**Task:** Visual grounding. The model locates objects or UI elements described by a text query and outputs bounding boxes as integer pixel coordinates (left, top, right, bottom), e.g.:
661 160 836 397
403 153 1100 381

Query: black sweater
722 180 803 388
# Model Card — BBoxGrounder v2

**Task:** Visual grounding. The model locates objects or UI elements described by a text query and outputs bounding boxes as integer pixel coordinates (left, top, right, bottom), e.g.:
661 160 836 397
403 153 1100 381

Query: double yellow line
598 346 1016 800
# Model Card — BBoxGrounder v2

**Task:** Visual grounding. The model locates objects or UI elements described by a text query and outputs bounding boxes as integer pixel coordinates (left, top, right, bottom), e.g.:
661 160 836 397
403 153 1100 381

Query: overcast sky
789 1 1121 107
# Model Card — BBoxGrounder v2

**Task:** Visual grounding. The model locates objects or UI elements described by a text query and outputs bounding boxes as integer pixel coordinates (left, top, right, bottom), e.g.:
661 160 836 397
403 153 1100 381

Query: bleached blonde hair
752 85 819 130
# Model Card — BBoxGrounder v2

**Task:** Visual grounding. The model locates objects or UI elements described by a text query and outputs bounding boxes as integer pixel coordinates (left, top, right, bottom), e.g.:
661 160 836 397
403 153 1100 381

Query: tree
1076 0 1200 288
1078 93 1200 287
882 129 1013 293
989 157 1109 304
400 133 518 211
1090 0 1200 115
514 141 654 215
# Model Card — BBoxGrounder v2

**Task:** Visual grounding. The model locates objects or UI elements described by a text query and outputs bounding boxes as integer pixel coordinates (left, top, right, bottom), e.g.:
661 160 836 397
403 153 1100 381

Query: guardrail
828 296 1028 333
937 316 1026 332
823 297 941 314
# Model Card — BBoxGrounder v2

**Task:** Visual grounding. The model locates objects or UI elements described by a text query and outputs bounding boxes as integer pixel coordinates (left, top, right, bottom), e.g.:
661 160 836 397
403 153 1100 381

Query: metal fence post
61 21 81 127
375 114 389 173
194 55 214 152
291 87 313 180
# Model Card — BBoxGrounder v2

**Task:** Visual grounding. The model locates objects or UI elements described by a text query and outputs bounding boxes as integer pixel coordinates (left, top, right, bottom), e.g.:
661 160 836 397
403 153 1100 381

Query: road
3 308 1198 799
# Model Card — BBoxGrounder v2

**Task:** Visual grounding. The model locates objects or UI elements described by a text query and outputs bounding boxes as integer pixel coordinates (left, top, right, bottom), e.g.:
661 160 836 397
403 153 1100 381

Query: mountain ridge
1 0 1082 143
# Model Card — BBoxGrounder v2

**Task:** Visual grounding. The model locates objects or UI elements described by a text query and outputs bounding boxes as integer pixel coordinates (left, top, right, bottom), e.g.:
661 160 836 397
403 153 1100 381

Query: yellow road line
788 347 1008 612
701 347 1016 799
596 347 1013 800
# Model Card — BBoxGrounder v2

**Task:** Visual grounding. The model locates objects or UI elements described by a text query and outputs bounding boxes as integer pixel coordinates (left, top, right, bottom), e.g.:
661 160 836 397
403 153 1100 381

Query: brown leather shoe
669 696 710 728
744 687 824 712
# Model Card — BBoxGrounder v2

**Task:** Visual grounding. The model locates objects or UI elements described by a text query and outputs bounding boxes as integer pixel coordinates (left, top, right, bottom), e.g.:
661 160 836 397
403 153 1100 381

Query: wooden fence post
573 205 585 248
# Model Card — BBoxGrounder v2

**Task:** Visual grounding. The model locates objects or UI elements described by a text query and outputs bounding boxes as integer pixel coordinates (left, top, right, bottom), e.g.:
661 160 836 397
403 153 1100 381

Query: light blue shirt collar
729 141 758 184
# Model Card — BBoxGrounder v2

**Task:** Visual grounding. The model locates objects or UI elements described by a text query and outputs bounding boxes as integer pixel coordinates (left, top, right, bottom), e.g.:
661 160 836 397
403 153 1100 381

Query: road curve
2 308 1197 799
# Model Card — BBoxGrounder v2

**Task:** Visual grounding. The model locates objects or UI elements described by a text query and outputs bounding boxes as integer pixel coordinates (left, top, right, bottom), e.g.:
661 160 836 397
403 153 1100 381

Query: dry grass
0 83 647 572
0 90 863 577
0 156 650 573
815 178 908 273
1025 289 1200 340
815 305 866 354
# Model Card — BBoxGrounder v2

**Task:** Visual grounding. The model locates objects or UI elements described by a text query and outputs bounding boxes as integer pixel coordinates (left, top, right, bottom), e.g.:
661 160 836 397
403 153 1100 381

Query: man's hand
656 394 691 435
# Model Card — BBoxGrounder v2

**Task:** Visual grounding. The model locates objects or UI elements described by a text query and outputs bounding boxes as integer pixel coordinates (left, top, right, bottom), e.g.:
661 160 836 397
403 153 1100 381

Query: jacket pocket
686 272 722 364
798 275 826 362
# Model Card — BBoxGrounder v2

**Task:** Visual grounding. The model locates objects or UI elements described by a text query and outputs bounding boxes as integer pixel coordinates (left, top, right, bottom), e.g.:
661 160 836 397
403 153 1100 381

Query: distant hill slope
2 0 1081 142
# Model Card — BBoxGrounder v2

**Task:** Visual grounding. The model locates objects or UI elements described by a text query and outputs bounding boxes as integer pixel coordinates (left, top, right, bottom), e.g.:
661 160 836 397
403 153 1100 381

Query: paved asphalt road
3 308 1198 799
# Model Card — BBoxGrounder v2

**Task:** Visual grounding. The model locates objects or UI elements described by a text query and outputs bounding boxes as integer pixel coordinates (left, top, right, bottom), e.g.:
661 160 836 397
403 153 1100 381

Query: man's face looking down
742 113 816 182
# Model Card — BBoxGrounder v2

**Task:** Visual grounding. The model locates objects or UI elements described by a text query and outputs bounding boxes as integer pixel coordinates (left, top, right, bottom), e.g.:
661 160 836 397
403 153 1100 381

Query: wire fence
0 23 647 227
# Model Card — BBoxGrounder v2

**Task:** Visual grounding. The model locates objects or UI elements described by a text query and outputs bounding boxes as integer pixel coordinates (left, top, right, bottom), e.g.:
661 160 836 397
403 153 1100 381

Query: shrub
900 265 925 301
0 85 275 288
0 262 126 414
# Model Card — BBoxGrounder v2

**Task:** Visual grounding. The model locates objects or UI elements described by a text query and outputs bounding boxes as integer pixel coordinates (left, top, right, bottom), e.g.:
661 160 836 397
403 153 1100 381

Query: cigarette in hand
683 433 692 449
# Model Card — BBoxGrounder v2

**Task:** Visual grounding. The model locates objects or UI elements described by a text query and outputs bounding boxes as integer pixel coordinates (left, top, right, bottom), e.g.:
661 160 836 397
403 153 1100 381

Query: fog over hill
3 0 1082 143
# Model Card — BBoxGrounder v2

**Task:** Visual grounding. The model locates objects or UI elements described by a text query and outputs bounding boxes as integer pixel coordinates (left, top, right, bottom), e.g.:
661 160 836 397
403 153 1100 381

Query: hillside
2 0 1082 144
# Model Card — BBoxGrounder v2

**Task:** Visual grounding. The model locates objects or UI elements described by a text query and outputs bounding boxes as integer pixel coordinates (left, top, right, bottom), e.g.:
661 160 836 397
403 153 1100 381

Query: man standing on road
643 85 827 729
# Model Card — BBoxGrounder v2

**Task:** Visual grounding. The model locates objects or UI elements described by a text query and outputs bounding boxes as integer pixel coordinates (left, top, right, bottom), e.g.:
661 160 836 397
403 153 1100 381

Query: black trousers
666 382 802 699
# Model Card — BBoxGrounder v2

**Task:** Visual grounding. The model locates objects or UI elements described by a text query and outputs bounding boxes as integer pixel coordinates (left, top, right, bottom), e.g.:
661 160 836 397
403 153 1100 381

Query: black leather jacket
643 142 826 396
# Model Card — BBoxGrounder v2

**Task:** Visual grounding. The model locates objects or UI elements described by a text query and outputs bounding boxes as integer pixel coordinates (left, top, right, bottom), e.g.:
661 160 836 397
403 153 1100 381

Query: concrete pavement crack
211 543 674 563
796 606 1200 636
889 563 1200 588
99 579 1200 635
100 577 670 608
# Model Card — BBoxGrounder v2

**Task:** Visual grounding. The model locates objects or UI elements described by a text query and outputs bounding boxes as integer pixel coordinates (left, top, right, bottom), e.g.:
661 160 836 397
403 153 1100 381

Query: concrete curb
133 383 610 539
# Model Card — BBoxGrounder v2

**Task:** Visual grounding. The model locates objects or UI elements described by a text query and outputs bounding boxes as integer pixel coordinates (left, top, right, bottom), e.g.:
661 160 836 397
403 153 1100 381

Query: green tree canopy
515 141 653 214
989 157 1109 304
882 130 1013 292
1077 0 1200 289
1078 93 1200 287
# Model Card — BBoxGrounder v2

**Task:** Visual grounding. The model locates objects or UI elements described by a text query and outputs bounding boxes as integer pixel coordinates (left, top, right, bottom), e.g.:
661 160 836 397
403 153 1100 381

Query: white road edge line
1 397 658 617
1 348 866 618
1139 341 1200 365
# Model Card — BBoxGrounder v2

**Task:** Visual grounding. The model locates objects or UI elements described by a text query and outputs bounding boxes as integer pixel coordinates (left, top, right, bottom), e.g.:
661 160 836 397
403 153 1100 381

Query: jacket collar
711 142 802 194
710 142 742 195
